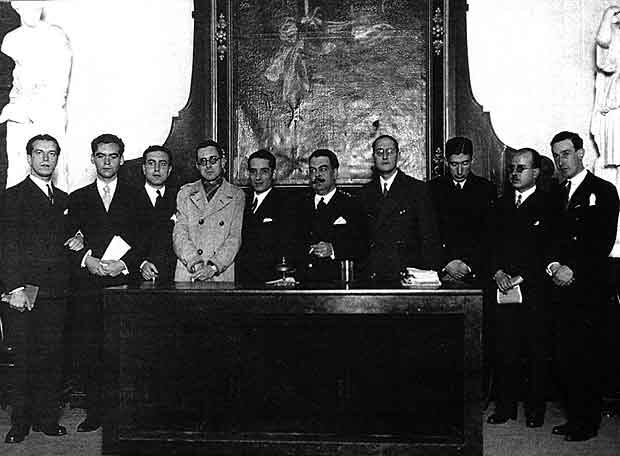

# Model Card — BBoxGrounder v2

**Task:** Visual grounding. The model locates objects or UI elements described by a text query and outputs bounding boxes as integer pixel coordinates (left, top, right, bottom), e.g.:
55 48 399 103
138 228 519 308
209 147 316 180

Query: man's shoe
551 422 571 435
32 424 67 436
525 414 544 428
487 411 517 424
76 418 101 432
564 427 598 442
5 426 28 444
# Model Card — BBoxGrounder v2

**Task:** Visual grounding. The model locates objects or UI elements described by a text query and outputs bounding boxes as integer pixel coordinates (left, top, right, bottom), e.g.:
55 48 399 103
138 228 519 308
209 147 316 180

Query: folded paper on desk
401 268 442 289
497 276 524 304
102 235 131 261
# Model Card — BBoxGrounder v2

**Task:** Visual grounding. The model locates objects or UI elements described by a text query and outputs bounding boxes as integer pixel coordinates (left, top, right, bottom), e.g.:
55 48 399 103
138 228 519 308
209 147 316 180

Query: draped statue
0 1 72 189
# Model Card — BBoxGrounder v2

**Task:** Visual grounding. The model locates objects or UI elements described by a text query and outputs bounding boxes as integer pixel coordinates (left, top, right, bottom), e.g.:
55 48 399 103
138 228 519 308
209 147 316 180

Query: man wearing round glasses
173 140 245 282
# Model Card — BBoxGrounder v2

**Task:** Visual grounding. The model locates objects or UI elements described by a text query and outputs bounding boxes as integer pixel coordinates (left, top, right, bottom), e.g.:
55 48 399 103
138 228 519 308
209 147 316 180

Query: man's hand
190 263 217 282
552 264 574 287
444 259 471 281
85 255 106 276
187 258 204 274
494 269 514 294
140 261 159 280
100 260 126 277
309 241 334 259
64 233 84 251
7 289 30 312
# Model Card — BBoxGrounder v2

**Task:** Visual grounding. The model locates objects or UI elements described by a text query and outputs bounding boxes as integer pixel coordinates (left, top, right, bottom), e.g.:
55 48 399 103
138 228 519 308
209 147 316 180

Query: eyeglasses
197 156 221 167
508 165 534 174
373 148 397 157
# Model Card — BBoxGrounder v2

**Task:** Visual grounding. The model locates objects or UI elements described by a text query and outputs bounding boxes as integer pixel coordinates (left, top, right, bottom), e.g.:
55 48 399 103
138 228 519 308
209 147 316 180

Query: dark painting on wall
232 0 430 186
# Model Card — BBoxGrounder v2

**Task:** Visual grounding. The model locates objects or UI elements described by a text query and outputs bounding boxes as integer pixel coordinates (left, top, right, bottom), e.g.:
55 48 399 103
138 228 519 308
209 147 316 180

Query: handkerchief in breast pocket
589 193 597 206
333 216 347 225
263 217 273 223
63 208 69 216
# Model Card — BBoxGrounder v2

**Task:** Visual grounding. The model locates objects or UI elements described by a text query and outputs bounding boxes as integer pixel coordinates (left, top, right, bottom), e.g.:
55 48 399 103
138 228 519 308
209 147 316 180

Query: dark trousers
554 301 606 431
494 301 550 415
71 292 103 419
4 297 67 428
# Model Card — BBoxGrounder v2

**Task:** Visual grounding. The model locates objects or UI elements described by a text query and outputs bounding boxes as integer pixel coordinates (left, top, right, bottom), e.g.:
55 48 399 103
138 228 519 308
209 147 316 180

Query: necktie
155 189 162 207
316 197 326 212
251 196 258 213
563 180 571 209
47 184 54 206
515 193 522 208
383 182 388 197
103 184 111 211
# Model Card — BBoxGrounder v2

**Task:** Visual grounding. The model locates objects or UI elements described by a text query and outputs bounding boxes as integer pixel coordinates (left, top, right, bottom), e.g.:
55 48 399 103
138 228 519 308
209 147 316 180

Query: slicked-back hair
143 145 172 163
550 131 583 151
309 148 339 169
372 134 399 153
195 139 225 161
248 149 276 170
26 134 60 155
513 147 541 169
445 136 473 159
91 133 125 155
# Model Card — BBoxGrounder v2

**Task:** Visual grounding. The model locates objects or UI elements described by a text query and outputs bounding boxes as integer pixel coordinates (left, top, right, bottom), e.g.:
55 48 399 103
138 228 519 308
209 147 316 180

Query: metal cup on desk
339 259 354 283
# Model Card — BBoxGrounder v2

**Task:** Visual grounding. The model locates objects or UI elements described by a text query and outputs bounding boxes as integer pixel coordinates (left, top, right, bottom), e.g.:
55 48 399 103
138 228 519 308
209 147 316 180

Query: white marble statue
592 6 620 167
0 1 72 189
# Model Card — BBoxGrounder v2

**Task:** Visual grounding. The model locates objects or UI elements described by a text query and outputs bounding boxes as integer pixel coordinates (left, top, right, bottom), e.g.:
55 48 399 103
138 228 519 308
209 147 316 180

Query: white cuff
81 249 93 268
120 260 129 275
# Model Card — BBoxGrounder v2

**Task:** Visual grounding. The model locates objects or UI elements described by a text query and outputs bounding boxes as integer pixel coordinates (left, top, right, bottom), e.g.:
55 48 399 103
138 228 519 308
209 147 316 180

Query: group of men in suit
0 129 617 444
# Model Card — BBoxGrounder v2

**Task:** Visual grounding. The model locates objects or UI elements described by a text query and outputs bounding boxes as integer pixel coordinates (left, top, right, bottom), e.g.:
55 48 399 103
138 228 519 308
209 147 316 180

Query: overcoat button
219 220 224 226
197 249 203 255
199 219 204 225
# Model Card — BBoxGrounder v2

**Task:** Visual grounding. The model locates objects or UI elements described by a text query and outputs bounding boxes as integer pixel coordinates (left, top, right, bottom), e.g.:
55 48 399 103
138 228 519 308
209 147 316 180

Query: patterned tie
563 180 571 209
515 193 522 208
251 196 258 213
47 184 54 206
316 197 326 212
383 182 388 197
155 189 162 207
103 184 112 211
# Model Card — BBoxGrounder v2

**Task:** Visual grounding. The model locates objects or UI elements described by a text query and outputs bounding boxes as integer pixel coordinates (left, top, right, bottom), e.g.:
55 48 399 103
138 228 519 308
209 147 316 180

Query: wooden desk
102 282 483 455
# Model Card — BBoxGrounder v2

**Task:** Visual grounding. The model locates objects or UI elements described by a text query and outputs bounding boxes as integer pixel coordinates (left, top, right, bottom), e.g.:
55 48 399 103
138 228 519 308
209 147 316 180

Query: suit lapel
567 172 593 210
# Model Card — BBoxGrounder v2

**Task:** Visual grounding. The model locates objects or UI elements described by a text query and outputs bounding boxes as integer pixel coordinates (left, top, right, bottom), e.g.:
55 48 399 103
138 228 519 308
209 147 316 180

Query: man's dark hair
91 133 125 155
372 135 399 153
445 136 473 159
248 149 276 170
309 148 339 169
513 147 541 169
550 131 583 151
195 139 225 161
143 145 172 163
26 134 60 155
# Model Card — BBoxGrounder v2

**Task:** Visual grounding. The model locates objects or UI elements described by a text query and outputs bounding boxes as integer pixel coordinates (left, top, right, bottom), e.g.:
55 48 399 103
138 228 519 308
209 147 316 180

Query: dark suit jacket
549 171 620 305
295 189 367 282
236 188 296 284
68 180 139 290
491 188 558 304
360 170 442 281
129 185 177 283
430 173 496 280
0 178 73 297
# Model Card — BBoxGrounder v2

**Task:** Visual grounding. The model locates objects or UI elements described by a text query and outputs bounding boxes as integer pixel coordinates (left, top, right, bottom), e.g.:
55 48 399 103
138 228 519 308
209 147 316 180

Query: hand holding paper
1 285 39 312
101 235 131 261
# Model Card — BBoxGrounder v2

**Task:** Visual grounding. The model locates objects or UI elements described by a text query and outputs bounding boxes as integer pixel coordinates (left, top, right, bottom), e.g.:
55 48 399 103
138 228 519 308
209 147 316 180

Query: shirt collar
315 187 337 208
566 168 588 199
379 170 398 192
96 177 118 195
29 174 52 196
253 187 272 212
453 179 467 189
515 185 536 203
144 183 166 206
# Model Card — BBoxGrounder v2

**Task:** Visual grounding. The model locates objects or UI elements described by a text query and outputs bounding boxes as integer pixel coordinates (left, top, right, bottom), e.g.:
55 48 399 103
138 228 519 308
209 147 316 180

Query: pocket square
263 217 273 223
333 216 347 225
589 193 597 206
63 208 69 216
170 213 177 223
399 209 407 215
533 220 540 226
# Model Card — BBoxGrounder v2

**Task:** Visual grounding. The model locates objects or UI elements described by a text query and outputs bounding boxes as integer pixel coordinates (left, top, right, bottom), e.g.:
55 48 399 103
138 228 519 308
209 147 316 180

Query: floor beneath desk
0 403 618 455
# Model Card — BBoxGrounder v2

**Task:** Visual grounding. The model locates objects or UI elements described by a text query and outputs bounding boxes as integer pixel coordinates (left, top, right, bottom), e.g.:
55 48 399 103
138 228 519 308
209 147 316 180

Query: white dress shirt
252 187 272 213
314 187 337 209
380 170 398 193
145 183 166 207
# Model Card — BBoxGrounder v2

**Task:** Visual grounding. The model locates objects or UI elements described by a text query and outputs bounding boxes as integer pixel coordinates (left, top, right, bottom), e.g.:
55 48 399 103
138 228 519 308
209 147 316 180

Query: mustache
311 177 325 184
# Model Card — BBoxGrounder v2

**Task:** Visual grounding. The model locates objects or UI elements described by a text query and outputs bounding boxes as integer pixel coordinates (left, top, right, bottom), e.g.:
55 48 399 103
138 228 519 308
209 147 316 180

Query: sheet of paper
497 284 523 304
101 235 131 261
